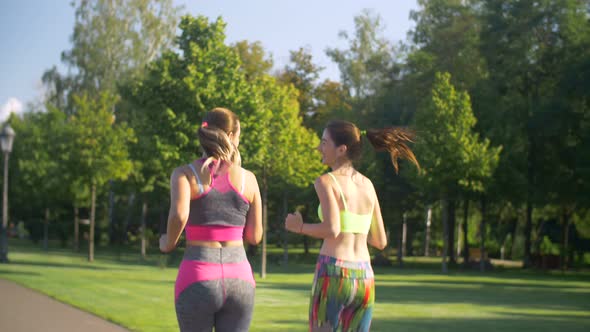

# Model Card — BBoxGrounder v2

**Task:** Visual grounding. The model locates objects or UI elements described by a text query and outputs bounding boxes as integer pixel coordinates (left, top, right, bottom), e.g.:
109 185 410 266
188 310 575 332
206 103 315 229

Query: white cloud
0 98 24 122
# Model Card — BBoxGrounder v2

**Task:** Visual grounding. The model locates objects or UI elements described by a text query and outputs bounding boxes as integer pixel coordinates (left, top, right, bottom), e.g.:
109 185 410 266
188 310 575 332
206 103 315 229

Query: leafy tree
68 92 135 261
2 109 70 259
61 0 181 96
409 0 485 92
278 47 324 122
233 40 274 81
406 0 488 263
326 9 395 100
414 72 500 271
121 15 323 274
478 0 590 267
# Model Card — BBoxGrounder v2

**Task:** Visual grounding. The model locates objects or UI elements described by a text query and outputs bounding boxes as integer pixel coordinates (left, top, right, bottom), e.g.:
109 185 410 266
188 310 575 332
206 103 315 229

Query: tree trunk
480 197 487 272
43 208 49 251
561 206 571 271
523 201 533 268
397 212 407 267
441 198 449 274
123 192 135 243
402 212 407 258
89 183 96 262
74 206 79 252
448 199 456 265
282 192 288 266
505 217 517 261
457 219 462 260
510 228 517 260
524 109 535 268
260 166 268 279
108 179 115 244
462 199 470 265
425 205 432 257
141 200 148 259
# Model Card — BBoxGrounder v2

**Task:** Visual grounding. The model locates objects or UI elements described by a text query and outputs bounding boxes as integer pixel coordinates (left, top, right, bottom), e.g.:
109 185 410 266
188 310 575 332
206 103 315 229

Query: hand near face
285 211 303 234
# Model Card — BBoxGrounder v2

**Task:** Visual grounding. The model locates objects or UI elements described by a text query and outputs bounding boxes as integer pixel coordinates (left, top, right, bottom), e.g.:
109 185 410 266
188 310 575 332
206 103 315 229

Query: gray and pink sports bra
184 159 250 241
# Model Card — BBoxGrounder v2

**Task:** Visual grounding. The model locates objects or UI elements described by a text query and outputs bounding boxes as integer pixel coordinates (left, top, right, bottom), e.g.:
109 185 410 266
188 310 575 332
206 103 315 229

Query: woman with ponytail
285 120 419 332
160 107 263 332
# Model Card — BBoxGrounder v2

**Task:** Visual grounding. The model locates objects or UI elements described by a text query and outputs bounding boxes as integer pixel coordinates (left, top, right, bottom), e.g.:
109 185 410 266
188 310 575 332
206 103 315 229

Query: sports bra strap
188 164 204 194
327 172 348 211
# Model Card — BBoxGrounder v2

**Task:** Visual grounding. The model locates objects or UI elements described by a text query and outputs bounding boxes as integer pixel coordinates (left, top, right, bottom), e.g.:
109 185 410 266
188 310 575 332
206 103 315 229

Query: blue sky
0 0 418 120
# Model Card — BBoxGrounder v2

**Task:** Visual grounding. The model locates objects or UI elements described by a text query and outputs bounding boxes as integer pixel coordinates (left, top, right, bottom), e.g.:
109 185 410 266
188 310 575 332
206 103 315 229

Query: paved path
0 278 129 332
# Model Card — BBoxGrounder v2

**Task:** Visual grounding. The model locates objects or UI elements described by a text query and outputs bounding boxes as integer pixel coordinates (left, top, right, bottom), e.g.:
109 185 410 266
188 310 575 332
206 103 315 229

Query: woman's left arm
160 168 191 253
367 186 387 250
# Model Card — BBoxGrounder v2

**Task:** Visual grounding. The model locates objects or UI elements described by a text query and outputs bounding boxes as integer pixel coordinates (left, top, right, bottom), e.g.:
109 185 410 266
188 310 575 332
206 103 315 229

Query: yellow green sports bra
317 173 373 234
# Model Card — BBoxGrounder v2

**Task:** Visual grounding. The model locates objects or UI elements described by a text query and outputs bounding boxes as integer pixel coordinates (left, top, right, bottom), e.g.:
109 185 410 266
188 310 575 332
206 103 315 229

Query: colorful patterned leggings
309 255 375 332
174 246 255 332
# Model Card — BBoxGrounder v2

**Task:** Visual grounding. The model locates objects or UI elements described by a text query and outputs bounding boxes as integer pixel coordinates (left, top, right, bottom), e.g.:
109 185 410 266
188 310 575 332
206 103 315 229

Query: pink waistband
175 260 255 301
185 225 244 241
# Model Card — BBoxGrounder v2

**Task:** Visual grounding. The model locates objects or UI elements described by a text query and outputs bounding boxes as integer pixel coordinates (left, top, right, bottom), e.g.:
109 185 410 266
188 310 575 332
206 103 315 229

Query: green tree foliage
278 47 324 121
233 40 274 81
121 15 323 275
326 9 395 101
414 72 501 269
68 92 136 261
409 0 485 92
478 0 590 266
8 109 71 243
415 72 500 194
62 0 181 95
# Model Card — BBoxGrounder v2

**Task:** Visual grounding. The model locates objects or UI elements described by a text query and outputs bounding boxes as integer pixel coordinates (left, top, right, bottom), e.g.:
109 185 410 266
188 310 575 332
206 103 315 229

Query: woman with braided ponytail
285 120 419 332
160 107 262 332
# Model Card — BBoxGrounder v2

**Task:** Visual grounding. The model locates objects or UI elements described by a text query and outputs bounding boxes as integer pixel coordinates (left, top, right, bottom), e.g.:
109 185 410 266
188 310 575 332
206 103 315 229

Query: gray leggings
175 246 255 332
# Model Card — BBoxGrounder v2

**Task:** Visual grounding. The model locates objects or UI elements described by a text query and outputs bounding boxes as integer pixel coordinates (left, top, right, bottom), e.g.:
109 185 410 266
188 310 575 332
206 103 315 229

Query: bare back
318 171 386 261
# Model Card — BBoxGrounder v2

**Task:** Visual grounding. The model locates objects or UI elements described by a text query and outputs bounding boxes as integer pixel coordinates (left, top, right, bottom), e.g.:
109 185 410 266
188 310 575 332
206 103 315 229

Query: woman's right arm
243 171 263 245
295 175 340 239
160 168 191 253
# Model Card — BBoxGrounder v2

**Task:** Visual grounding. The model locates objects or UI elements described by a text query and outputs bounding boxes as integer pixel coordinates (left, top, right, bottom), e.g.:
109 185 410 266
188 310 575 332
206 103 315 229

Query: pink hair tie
201 122 208 128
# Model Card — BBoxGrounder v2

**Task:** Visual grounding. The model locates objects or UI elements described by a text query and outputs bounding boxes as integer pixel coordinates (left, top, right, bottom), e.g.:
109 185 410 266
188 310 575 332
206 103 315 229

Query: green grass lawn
1 239 589 332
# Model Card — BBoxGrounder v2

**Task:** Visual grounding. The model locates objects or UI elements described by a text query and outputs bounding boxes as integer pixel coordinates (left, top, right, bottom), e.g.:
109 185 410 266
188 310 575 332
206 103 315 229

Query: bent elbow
326 225 340 239
244 230 263 245
369 238 387 251
246 235 262 246
255 232 263 244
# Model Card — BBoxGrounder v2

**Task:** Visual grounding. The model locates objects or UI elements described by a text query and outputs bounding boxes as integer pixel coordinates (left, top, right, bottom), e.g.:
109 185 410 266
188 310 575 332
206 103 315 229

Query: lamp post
0 124 15 263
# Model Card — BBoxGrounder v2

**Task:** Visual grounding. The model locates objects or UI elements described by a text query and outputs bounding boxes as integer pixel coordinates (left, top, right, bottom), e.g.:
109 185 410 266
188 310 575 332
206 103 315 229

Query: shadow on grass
377 278 590 291
8 260 112 270
374 281 590 311
0 269 42 277
370 315 590 332
252 313 590 332
256 272 590 312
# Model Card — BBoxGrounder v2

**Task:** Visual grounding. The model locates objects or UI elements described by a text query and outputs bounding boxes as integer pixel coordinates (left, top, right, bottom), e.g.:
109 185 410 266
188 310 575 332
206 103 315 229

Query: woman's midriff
186 240 244 248
319 234 371 262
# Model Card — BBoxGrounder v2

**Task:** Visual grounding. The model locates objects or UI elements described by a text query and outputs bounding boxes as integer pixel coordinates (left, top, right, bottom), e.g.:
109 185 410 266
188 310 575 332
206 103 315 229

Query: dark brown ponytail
365 127 420 173
325 120 419 173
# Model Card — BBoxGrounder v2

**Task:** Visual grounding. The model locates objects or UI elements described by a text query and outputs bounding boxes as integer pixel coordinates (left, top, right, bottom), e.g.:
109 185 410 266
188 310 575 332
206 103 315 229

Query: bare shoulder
240 167 258 184
354 172 375 190
240 167 254 178
314 173 333 189
171 165 190 180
